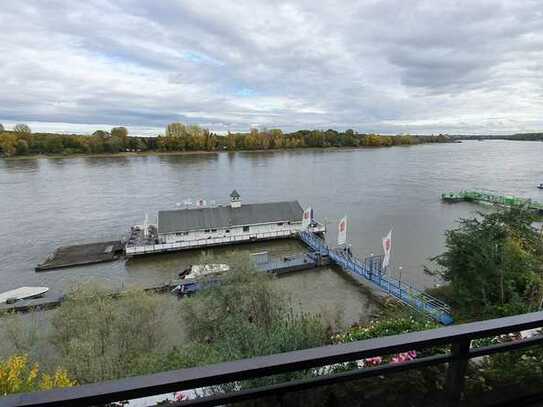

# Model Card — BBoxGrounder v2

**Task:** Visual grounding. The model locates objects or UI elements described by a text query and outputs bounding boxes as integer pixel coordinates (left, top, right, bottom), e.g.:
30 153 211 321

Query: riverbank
2 150 220 160
2 143 450 161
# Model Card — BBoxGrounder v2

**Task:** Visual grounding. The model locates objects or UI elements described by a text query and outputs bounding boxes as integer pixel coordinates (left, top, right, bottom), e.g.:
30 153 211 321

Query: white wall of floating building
160 221 303 244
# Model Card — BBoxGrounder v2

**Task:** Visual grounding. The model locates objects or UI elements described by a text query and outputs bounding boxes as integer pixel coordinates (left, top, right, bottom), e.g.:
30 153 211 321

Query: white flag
337 216 347 246
302 207 313 228
382 230 392 269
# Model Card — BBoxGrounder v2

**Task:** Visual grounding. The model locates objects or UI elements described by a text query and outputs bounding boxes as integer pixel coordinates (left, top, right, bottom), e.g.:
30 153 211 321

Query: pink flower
365 356 383 366
391 351 417 364
175 391 187 401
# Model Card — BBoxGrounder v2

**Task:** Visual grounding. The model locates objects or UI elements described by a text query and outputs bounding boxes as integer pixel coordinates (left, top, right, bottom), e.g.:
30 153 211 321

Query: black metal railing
4 311 543 407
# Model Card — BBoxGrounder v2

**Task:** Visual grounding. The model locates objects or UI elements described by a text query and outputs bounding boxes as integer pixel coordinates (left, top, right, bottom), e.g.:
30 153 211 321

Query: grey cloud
0 0 542 134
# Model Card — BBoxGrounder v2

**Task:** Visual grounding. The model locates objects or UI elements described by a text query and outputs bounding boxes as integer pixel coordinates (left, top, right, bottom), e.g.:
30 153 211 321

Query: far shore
1 143 448 161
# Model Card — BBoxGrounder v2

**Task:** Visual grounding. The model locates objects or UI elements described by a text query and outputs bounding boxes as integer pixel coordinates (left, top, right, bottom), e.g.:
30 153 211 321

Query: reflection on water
1 140 543 323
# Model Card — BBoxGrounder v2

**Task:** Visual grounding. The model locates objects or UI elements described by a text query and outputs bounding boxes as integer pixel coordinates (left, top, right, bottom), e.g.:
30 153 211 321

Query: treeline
0 121 451 157
508 133 543 141
0 125 158 156
451 132 543 141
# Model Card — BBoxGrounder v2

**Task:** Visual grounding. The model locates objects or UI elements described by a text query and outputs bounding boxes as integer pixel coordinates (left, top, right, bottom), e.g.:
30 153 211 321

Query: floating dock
0 295 65 313
36 241 124 271
442 191 543 213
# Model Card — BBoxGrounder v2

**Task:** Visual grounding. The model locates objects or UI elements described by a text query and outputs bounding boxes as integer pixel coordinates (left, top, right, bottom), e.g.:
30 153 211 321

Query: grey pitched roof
230 189 240 198
158 201 303 234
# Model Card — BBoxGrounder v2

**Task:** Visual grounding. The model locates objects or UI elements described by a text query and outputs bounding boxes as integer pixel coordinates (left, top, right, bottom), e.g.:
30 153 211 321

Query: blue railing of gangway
298 231 454 325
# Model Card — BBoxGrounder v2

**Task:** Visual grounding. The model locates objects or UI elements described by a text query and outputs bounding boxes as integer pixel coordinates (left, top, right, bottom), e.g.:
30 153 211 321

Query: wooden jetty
36 241 123 271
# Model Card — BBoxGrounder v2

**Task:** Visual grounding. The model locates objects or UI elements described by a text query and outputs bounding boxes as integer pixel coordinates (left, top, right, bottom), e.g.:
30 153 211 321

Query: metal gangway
298 231 454 325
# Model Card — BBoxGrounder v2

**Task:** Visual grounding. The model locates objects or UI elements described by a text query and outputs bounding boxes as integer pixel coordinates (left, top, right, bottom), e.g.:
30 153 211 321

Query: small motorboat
178 264 230 279
538 183 543 190
0 287 49 304
172 278 222 297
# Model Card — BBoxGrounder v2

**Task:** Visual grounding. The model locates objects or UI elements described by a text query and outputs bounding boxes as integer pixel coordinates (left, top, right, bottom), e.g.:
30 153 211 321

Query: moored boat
0 287 49 304
178 264 230 279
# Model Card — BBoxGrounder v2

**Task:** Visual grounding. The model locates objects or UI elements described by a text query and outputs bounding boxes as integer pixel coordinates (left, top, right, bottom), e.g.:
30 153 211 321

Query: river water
1 140 543 324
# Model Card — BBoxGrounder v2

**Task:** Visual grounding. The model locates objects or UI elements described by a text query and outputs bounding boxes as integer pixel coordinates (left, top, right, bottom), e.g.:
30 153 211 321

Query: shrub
0 354 75 395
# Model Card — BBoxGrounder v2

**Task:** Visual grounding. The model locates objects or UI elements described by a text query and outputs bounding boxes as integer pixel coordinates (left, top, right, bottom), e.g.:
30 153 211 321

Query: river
1 140 543 325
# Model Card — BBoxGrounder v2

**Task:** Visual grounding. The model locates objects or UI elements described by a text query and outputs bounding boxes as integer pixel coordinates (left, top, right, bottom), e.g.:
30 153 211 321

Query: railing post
446 339 470 406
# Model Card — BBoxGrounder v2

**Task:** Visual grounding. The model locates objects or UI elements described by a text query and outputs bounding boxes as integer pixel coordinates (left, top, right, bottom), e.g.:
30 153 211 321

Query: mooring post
446 339 470 406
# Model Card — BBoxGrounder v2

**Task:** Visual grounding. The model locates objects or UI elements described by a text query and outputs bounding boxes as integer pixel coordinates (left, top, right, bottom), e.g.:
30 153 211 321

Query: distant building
125 190 325 256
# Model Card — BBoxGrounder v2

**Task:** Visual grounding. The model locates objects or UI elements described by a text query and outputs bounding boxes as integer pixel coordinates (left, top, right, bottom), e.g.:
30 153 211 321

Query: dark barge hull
36 241 123 271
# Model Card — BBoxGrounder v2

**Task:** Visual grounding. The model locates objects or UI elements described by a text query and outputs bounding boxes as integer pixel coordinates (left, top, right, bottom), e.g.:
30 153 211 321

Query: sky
1 0 542 136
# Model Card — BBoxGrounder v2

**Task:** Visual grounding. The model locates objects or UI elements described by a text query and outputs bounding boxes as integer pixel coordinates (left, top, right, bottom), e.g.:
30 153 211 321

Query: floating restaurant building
125 191 325 256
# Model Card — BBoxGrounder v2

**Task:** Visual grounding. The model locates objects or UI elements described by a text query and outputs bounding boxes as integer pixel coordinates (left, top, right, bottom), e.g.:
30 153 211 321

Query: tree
0 123 4 132
110 127 128 139
111 127 128 149
92 130 109 138
13 124 31 134
15 139 29 155
434 209 543 319
165 122 186 138
44 137 63 154
51 285 173 383
0 133 18 156
166 254 328 392
105 136 123 153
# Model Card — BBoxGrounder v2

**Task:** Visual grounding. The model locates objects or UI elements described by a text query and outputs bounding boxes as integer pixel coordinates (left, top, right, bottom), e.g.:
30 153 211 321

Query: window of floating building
225 229 230 233
243 226 250 232
211 229 217 232
277 222 284 226
204 229 210 233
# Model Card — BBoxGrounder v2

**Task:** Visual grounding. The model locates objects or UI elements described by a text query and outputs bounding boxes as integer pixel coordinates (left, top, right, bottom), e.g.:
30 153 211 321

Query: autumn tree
0 133 18 156
111 127 128 149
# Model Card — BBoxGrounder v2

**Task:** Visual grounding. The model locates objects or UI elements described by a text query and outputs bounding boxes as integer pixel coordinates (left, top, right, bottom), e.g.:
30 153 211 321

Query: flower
391 351 417 364
364 356 383 366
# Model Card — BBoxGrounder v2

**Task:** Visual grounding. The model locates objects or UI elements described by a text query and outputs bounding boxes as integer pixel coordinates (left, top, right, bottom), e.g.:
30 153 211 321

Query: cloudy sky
1 1 542 135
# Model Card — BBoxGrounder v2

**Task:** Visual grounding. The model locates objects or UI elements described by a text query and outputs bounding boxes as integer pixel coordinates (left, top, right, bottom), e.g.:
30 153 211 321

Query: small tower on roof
230 189 241 208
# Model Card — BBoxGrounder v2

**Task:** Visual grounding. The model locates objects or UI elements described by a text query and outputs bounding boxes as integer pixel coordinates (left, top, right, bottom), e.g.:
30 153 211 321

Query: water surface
2 140 542 324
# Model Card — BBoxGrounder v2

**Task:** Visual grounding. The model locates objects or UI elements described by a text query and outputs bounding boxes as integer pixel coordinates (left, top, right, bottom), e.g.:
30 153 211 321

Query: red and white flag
337 216 347 246
302 207 313 228
382 230 392 269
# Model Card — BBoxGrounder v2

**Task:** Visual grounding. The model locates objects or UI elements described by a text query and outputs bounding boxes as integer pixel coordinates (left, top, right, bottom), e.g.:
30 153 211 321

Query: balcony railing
4 311 543 406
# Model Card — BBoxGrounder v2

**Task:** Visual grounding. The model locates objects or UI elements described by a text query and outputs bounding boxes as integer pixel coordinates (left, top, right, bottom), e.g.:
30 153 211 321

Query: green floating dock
442 191 543 213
